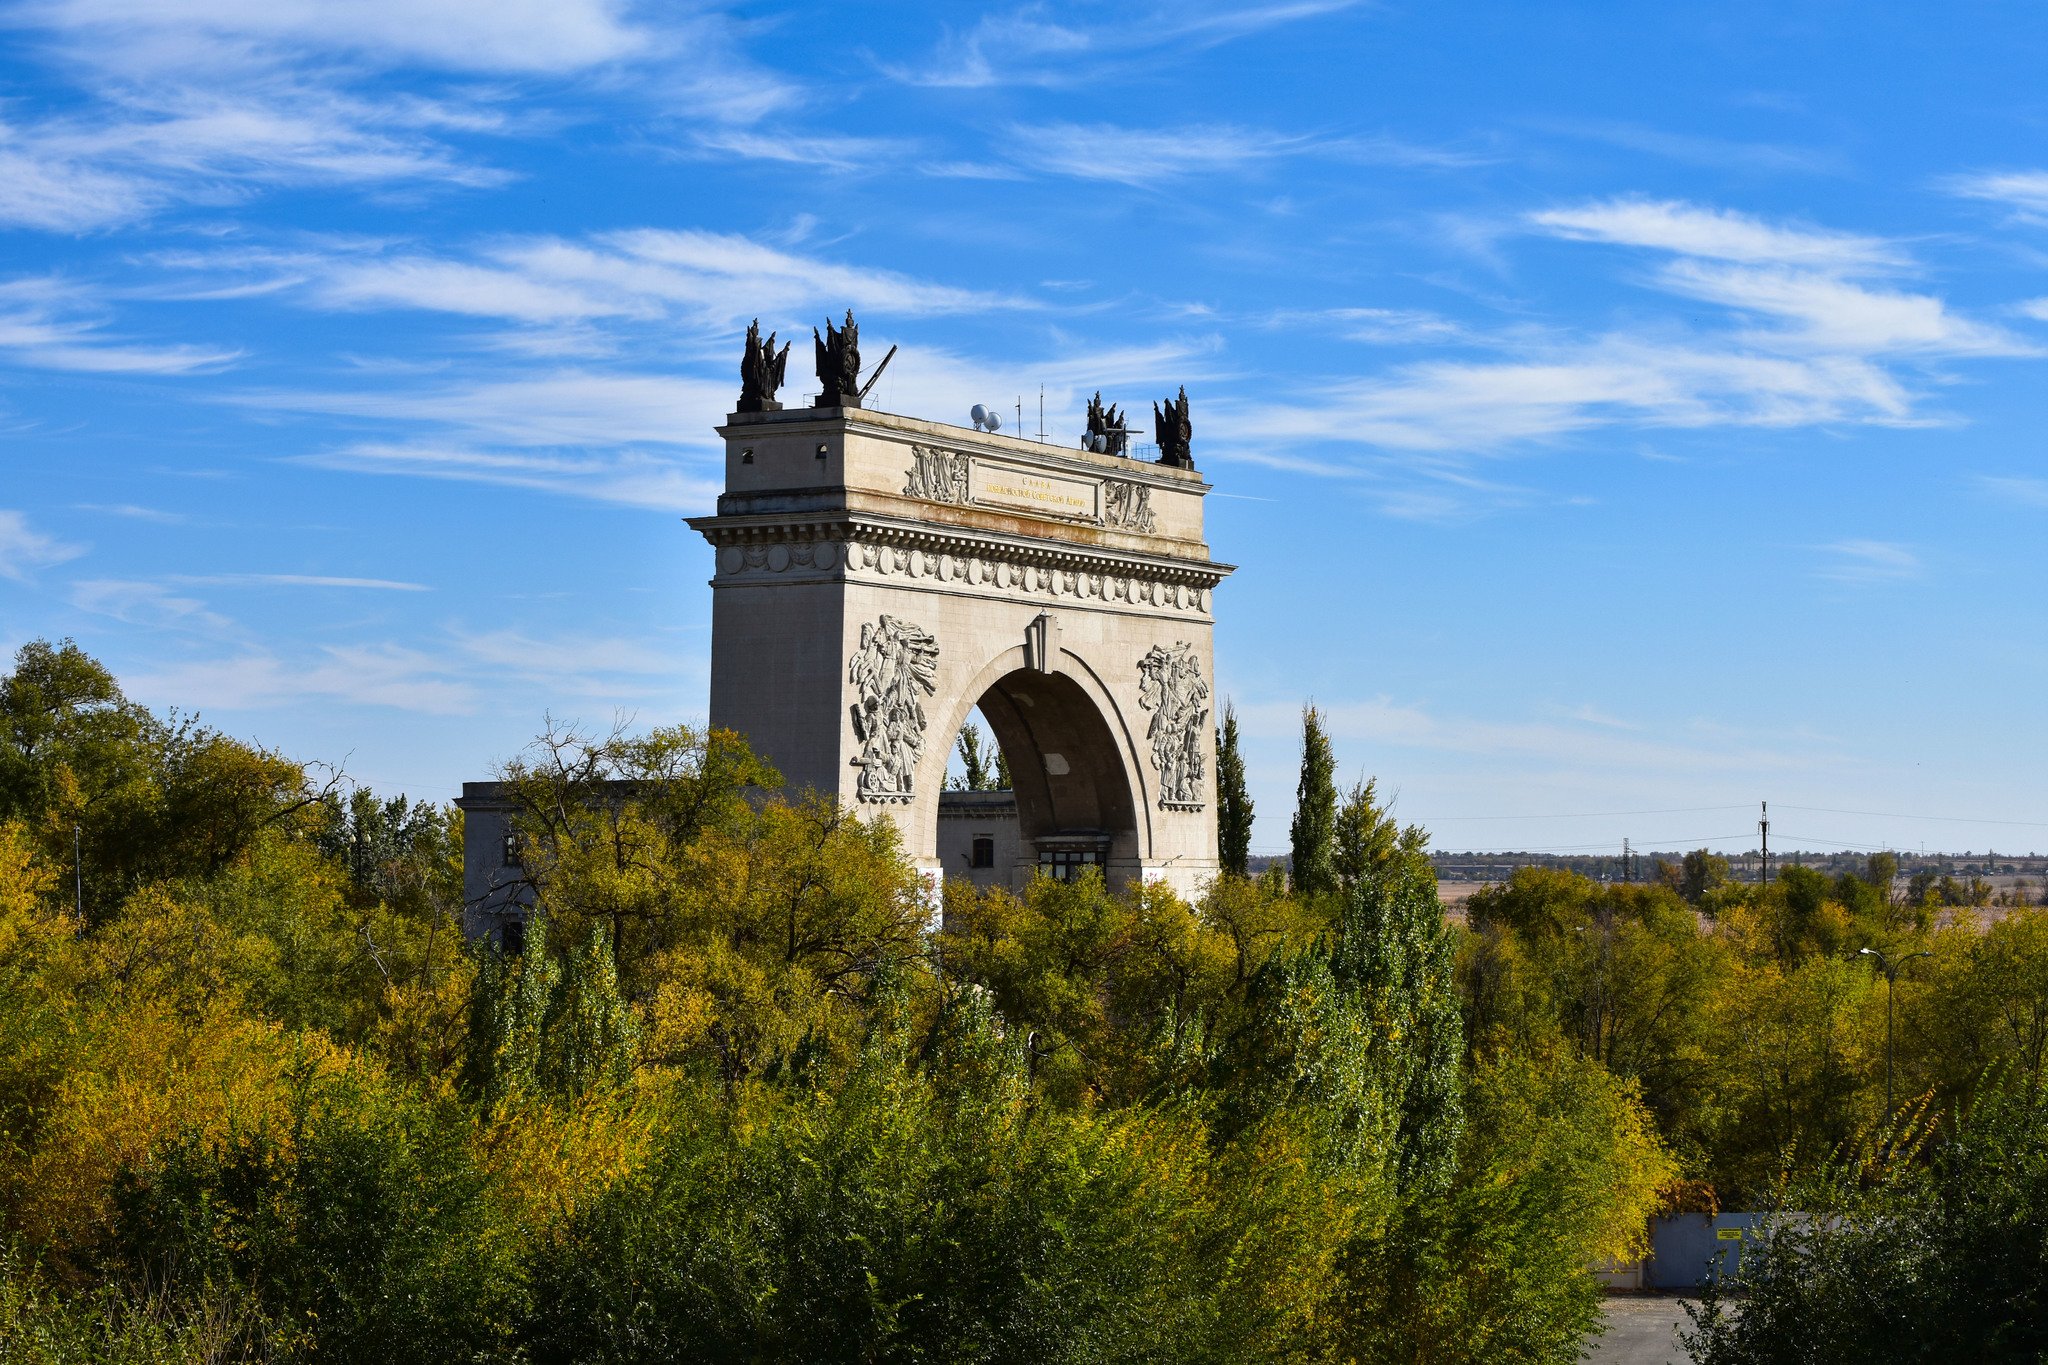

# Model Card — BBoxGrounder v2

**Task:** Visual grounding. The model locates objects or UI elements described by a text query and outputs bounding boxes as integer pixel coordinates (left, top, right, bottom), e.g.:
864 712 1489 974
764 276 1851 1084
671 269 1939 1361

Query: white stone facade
689 405 1232 901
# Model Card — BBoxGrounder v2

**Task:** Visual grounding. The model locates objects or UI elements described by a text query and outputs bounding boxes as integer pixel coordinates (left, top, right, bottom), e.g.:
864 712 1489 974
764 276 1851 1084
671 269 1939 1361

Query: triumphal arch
686 312 1232 899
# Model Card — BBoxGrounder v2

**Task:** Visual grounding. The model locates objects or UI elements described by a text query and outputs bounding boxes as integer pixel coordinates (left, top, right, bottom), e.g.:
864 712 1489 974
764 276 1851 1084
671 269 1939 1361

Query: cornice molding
688 511 1234 590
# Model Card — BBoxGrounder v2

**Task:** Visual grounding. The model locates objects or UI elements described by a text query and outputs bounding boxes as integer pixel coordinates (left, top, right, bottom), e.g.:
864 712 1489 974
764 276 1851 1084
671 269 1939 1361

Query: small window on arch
971 836 995 869
502 831 523 868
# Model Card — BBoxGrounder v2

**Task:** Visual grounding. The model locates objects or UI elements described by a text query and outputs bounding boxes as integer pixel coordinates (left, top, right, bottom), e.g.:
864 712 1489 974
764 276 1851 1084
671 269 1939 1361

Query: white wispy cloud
26 0 650 77
196 230 1023 338
119 626 701 718
1219 198 2027 502
880 1 1365 90
1946 170 2048 218
0 0 667 232
69 578 231 630
1814 539 1921 585
73 503 186 523
0 278 240 373
1977 474 2048 508
124 645 477 715
1237 694 1803 777
1537 120 1840 175
246 370 730 448
1219 335 1914 455
0 510 86 580
452 629 693 698
0 90 513 232
292 442 720 512
173 573 431 591
1655 260 2029 355
1265 306 1466 344
1002 121 1471 185
687 129 921 173
1530 198 1900 268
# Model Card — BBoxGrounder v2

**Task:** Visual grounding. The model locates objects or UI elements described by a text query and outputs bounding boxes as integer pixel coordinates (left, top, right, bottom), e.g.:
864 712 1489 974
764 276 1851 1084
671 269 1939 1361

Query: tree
1332 774 1428 892
1683 1083 2048 1365
1664 848 1731 904
947 723 1009 791
0 639 328 920
1216 702 1253 878
1288 705 1338 900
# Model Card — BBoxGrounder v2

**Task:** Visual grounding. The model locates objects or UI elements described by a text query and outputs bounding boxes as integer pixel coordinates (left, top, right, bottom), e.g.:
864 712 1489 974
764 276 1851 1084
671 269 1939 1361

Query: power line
1421 803 1753 822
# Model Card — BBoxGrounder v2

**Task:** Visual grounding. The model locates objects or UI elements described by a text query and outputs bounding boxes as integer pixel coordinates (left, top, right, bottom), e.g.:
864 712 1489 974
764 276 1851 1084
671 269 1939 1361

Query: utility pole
1623 838 1632 883
1759 801 1770 884
1859 947 1933 1121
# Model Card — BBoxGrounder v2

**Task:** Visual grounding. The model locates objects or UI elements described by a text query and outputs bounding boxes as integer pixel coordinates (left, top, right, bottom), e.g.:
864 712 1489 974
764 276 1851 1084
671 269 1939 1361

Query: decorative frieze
703 521 1221 617
847 615 939 803
1136 642 1209 809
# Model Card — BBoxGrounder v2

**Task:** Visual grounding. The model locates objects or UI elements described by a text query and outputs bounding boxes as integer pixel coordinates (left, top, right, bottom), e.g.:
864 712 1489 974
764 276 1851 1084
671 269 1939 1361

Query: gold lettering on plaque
969 458 1100 521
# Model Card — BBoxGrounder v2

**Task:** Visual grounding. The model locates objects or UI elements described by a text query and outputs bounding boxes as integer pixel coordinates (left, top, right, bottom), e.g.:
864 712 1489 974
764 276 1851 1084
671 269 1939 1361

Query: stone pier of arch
688 404 1233 903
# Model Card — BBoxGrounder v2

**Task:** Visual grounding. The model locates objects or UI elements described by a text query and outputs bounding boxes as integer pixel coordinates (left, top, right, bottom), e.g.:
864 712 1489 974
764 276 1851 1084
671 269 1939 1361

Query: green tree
1332 774 1429 892
948 723 1010 791
1684 1082 2048 1365
1288 705 1338 900
0 639 329 921
1216 702 1253 878
1662 848 1732 905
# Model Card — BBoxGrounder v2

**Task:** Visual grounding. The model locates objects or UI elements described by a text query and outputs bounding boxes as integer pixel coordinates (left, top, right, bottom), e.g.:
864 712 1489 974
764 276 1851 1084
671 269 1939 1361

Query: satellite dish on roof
971 404 1003 432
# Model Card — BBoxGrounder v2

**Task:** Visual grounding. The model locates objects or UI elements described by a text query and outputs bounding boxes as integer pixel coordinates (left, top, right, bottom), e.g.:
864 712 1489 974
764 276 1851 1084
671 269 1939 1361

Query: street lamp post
1858 947 1933 1120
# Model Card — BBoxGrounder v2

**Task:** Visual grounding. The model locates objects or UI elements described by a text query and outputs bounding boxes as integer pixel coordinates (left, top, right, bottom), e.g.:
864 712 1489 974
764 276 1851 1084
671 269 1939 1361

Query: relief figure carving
1136 642 1209 808
848 615 940 802
1103 479 1156 532
903 444 971 504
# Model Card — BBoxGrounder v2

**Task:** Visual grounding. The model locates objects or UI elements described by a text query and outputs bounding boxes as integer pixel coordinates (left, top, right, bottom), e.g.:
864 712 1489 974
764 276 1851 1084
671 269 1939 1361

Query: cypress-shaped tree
1216 701 1254 877
1288 704 1338 898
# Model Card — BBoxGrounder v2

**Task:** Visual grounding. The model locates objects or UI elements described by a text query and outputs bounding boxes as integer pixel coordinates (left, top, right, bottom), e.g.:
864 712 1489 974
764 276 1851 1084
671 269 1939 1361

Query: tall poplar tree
1216 702 1253 877
1289 704 1338 898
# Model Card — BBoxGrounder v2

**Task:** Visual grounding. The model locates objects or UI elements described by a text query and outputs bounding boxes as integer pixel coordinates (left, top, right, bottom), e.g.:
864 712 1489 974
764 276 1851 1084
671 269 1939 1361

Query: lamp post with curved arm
1859 946 1933 1120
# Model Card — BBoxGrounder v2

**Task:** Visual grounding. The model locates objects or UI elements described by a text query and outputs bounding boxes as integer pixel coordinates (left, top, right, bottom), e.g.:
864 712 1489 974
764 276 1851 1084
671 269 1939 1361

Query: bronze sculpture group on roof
733 308 1194 467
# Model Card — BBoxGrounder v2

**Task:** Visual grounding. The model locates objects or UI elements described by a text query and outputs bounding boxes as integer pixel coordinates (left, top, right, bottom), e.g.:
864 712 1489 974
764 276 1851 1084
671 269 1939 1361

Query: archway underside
959 668 1140 879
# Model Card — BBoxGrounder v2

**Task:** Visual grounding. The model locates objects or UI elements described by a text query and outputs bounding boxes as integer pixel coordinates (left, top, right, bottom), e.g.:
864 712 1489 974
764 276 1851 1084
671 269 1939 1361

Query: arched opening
935 670 1141 889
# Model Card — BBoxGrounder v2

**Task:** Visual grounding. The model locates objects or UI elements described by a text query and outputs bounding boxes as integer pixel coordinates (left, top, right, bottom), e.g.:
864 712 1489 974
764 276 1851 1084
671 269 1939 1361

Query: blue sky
5 0 2048 859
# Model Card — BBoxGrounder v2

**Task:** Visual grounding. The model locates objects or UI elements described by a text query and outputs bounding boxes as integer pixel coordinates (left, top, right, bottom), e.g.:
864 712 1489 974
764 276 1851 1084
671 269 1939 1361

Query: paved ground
1582 1295 1697 1365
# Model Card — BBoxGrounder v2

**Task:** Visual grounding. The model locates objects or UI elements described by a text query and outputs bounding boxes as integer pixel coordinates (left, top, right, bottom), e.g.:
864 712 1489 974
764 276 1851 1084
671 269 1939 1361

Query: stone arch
918 642 1153 877
691 401 1229 900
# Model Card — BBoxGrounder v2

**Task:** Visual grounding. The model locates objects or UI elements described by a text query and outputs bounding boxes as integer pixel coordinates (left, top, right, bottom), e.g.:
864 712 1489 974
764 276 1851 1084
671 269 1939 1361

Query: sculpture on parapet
1154 386 1193 469
737 318 790 413
814 309 862 408
1082 391 1129 457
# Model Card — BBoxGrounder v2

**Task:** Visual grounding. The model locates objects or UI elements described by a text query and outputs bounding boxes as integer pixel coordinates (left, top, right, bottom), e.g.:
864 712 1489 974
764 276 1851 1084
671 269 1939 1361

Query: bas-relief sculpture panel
1136 642 1209 809
847 615 939 803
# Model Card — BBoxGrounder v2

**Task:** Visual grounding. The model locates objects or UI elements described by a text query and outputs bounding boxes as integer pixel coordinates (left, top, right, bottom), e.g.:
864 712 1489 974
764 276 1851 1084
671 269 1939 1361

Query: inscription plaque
970 457 1100 521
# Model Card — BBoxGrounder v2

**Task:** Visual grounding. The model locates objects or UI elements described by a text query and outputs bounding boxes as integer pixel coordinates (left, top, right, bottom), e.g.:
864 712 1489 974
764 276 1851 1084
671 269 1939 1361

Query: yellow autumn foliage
10 999 346 1252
